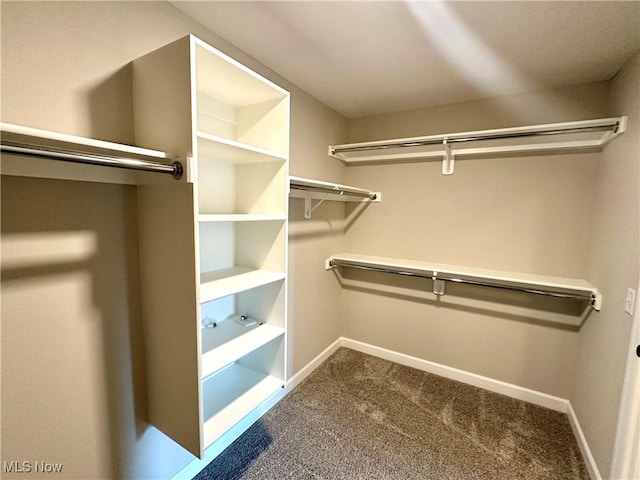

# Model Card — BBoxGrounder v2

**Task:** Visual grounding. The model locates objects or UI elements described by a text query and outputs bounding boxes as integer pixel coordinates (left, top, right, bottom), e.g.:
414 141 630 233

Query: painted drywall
573 49 640 479
340 83 611 399
1 1 345 478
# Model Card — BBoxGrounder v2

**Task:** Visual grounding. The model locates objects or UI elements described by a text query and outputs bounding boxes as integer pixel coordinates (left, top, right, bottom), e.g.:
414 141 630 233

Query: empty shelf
200 267 286 303
201 322 285 379
198 214 286 222
197 132 286 164
202 363 283 448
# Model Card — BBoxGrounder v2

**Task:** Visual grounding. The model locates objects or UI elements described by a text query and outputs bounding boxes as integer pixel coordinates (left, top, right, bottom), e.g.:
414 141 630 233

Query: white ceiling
171 1 640 119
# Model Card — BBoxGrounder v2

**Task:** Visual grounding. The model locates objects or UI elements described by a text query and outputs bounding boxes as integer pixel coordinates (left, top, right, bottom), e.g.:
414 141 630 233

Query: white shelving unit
327 253 601 310
132 34 289 458
329 117 626 175
289 175 381 219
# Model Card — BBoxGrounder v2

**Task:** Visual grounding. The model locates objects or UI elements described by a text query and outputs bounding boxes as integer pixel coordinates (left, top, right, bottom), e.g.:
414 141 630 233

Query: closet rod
1 142 184 179
331 121 619 154
290 180 377 200
329 259 596 303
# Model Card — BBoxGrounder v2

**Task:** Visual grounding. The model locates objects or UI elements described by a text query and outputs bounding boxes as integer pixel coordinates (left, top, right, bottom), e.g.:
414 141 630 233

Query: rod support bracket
304 192 328 219
591 291 603 311
432 272 446 296
442 139 455 175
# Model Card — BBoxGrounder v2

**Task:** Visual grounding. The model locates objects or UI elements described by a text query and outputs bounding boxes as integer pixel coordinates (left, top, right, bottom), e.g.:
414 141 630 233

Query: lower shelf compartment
201 321 285 378
202 362 284 448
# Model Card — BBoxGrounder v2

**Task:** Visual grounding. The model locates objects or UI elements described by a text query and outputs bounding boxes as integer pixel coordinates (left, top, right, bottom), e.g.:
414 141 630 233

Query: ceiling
171 1 640 119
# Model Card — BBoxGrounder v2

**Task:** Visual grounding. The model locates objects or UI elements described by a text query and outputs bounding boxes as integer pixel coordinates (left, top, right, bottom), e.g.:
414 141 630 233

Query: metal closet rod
331 121 620 154
1 142 183 179
290 181 377 200
329 259 595 302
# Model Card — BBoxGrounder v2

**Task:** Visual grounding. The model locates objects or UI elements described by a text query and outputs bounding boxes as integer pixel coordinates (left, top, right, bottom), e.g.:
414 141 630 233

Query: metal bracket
325 258 335 270
432 272 446 295
442 139 455 175
304 192 328 219
591 291 603 311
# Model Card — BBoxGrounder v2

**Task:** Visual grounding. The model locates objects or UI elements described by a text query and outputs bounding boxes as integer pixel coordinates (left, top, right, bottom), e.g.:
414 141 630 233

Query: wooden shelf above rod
329 117 627 175
326 253 602 311
289 176 381 219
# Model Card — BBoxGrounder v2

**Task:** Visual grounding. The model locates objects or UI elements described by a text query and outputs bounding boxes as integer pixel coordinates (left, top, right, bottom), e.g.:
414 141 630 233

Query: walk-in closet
1 2 638 480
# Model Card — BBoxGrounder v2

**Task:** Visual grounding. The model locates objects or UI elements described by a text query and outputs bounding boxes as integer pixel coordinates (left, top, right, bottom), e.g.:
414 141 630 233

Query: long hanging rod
1 141 183 179
329 258 597 305
331 121 620 155
290 180 377 200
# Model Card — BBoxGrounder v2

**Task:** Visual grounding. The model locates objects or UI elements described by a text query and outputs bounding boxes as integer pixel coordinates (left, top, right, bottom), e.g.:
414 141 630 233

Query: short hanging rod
331 121 620 155
1 142 183 179
290 180 377 200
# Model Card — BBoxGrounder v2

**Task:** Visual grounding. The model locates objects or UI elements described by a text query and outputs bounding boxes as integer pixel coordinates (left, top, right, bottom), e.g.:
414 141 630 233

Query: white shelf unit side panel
132 35 195 158
137 183 202 457
201 323 285 379
329 253 597 297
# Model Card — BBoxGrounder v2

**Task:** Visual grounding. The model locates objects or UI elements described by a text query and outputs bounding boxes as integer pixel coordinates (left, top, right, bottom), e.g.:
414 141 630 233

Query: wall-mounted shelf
289 176 381 219
329 117 626 175
1 122 184 184
326 253 602 310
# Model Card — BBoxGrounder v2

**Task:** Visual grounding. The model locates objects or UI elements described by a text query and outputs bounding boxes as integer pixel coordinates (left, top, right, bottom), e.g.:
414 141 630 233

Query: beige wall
341 83 611 399
342 72 639 475
1 1 345 478
574 49 640 479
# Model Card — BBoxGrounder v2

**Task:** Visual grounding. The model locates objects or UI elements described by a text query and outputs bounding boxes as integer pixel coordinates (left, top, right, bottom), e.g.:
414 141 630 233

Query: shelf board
198 214 286 223
328 253 599 304
329 117 626 164
201 322 285 379
202 363 283 448
200 267 286 303
197 131 286 164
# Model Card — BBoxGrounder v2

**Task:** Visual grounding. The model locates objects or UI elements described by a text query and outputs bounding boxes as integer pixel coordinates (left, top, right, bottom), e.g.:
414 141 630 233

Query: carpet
194 347 589 479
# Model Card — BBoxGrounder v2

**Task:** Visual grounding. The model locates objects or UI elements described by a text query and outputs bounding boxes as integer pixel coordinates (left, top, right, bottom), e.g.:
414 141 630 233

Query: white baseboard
287 337 343 390
340 337 568 411
567 402 603 480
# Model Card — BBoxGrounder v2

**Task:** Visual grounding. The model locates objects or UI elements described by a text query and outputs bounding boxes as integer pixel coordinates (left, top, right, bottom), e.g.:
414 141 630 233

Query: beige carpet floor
195 347 589 479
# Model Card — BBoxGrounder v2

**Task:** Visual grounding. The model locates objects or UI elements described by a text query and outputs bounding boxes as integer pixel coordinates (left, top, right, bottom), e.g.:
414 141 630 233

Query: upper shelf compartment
194 38 290 156
1 122 183 185
329 117 626 175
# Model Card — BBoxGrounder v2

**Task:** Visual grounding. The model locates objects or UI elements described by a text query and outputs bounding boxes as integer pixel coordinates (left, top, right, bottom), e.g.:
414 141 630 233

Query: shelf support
442 139 455 175
432 272 446 295
304 192 328 219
